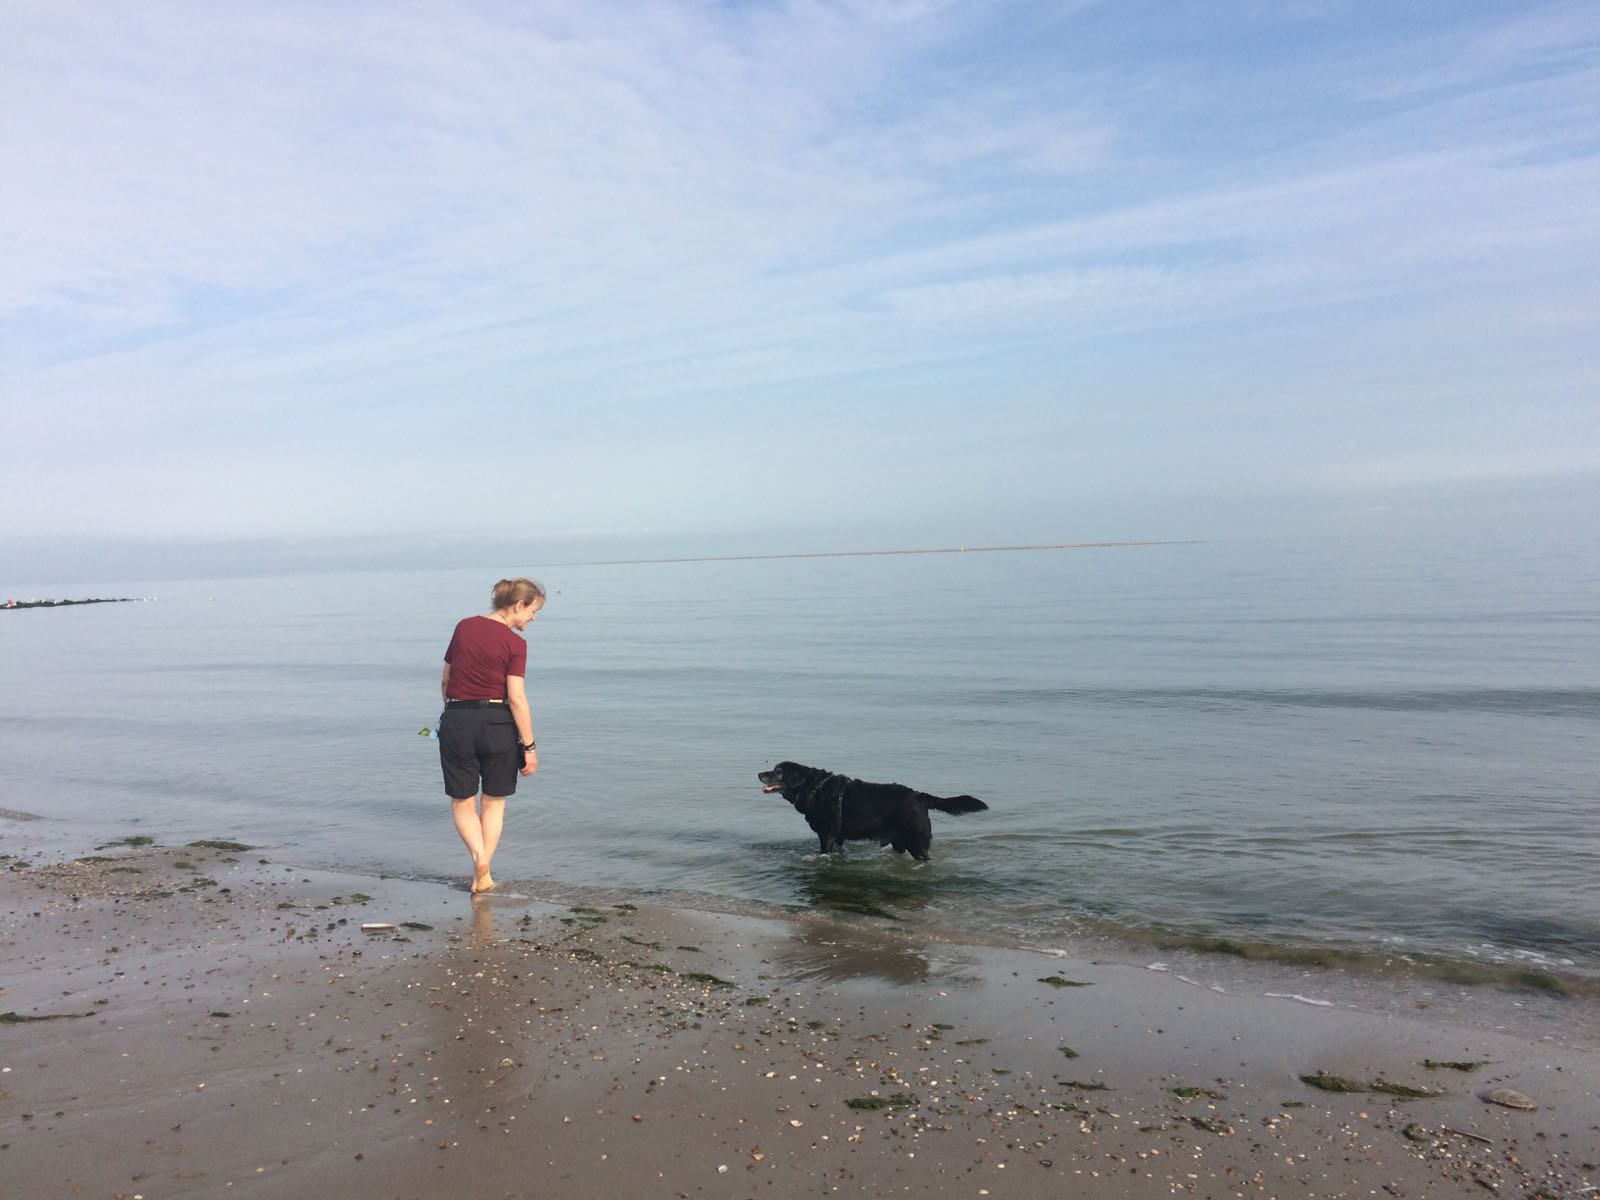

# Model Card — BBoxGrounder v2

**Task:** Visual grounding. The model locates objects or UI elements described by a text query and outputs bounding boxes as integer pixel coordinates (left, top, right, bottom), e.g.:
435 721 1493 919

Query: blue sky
3 0 1597 556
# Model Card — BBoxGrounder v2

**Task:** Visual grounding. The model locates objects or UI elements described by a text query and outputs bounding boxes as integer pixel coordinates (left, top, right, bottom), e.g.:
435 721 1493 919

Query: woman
439 577 544 894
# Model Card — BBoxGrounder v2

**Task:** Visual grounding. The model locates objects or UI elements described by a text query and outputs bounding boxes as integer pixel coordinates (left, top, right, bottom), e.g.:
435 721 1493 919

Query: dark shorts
439 706 520 799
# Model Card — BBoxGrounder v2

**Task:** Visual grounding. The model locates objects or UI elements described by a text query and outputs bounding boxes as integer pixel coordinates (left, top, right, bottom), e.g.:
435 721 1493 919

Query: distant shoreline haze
0 472 1594 588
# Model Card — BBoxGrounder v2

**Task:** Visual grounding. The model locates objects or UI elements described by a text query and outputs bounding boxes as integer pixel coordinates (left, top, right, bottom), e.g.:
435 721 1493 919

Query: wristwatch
519 739 536 752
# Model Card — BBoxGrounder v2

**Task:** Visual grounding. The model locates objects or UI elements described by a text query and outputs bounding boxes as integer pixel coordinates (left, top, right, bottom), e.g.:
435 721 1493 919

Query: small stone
1483 1088 1536 1111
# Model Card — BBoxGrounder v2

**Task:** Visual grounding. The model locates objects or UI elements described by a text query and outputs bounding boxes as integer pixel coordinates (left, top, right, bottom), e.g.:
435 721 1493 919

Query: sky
3 0 1598 566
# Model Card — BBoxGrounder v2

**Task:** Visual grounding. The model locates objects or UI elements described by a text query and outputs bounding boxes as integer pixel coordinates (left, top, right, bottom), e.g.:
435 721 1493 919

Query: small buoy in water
1483 1088 1537 1110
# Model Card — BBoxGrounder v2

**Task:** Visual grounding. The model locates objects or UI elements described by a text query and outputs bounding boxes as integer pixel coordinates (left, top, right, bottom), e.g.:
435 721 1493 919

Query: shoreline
3 837 1597 1198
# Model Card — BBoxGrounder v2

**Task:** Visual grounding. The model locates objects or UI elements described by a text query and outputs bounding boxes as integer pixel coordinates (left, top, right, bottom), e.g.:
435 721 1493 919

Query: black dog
757 761 987 861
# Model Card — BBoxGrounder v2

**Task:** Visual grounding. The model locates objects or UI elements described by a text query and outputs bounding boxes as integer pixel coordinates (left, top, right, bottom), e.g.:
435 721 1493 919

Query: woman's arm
506 674 538 774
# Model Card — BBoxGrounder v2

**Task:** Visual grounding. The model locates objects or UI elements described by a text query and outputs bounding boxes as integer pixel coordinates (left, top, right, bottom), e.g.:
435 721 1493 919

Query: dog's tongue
761 785 779 793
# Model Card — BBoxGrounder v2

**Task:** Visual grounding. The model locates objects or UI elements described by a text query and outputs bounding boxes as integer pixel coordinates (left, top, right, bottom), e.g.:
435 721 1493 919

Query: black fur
757 761 987 861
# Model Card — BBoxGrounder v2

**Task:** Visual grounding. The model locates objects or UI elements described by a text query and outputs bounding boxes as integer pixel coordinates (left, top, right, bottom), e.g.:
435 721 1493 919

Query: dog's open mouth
761 784 779 793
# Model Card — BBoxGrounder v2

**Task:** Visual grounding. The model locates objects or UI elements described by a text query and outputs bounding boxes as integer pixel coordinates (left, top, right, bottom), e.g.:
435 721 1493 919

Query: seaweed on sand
1300 1071 1440 1099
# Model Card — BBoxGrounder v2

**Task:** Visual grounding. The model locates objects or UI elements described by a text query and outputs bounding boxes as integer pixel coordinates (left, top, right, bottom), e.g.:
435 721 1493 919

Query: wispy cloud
2 1 1597 541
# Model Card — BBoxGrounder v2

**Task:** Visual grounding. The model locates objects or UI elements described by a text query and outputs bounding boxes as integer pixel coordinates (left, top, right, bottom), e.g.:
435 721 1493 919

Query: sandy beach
2 838 1596 1199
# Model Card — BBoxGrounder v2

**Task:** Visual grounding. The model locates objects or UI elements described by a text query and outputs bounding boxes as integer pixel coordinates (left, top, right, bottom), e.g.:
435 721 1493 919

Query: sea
3 531 1597 1034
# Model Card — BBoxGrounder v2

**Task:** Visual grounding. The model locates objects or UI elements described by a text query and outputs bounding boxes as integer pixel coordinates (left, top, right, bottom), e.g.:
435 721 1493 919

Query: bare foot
471 865 495 894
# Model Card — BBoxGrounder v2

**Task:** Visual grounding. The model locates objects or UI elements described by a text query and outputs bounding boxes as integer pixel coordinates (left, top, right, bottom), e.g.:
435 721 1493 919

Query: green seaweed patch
75 856 115 865
846 1094 916 1111
400 922 433 932
1371 1080 1442 1099
675 944 703 953
1153 932 1575 996
622 935 664 950
1505 969 1567 995
681 971 734 989
955 1038 990 1047
1051 1102 1089 1114
1170 1086 1226 1100
108 867 143 875
210 1011 231 1018
97 836 154 849
1059 1046 1080 1059
1039 976 1091 988
1188 1115 1234 1134
568 947 603 963
806 1020 828 1030
174 861 196 870
744 996 769 1006
1300 1071 1440 1099
613 903 637 912
991 1068 1012 1075
186 840 253 851
1 1010 94 1024
1060 1079 1111 1091
1423 1059 1487 1072
1298 1072 1364 1093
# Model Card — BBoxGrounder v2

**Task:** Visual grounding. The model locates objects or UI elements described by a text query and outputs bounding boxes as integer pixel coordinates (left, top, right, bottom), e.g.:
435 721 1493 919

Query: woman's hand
520 746 538 776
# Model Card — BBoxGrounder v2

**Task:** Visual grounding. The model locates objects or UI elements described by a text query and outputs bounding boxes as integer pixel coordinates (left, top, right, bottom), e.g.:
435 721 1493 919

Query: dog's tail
927 794 987 815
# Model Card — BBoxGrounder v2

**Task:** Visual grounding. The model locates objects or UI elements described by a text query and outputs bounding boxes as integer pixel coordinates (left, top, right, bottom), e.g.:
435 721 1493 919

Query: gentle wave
963 685 1600 716
1090 924 1599 997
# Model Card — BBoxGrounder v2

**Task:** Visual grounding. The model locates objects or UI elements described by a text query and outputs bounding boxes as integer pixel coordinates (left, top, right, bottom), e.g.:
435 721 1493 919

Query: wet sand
2 840 1596 1199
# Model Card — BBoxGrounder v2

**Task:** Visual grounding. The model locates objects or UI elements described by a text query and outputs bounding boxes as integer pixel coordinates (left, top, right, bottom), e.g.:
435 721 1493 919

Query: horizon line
549 539 1198 568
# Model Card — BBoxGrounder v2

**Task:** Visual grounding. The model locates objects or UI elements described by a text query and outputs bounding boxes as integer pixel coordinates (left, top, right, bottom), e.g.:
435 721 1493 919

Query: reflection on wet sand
792 856 941 920
776 915 982 988
470 892 500 943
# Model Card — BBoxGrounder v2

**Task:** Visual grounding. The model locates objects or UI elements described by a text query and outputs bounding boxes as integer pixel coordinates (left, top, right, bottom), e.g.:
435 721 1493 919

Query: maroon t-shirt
443 616 528 700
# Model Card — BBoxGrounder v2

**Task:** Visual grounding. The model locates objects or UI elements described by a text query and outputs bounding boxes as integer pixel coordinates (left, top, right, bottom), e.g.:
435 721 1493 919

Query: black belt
445 699 505 708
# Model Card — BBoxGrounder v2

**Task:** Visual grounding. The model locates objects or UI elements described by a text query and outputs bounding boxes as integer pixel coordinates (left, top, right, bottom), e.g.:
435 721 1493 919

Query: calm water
3 533 1597 997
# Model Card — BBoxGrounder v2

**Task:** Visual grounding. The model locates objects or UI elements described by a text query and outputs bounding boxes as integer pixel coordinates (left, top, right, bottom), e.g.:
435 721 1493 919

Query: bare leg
476 796 506 892
452 796 490 891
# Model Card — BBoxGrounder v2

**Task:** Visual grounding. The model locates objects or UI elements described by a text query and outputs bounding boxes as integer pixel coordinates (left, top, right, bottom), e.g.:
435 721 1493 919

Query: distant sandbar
2 597 141 610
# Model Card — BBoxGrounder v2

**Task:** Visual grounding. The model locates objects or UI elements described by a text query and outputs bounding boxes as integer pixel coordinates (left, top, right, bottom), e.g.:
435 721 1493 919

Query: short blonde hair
491 577 546 611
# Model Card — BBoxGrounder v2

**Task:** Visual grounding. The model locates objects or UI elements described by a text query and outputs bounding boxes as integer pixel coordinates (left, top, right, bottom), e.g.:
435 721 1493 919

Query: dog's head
757 761 816 798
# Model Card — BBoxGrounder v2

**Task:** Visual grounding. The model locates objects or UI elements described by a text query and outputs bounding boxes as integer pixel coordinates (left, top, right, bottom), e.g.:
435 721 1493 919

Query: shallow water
2 531 1597 997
